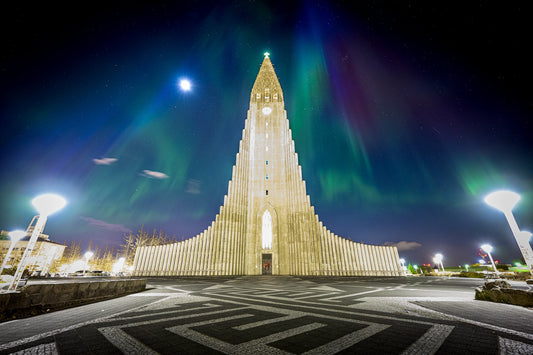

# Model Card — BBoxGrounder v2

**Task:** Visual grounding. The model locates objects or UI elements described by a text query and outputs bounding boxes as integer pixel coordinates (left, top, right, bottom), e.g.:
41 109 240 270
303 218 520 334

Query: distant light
515 262 522 267
479 259 486 264
32 193 67 217
179 79 192 92
434 253 443 263
484 190 520 213
481 244 493 253
84 251 94 259
264 52 270 58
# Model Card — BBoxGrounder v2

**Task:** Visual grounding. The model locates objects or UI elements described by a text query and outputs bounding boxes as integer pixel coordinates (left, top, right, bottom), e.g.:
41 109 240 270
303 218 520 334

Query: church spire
251 53 284 103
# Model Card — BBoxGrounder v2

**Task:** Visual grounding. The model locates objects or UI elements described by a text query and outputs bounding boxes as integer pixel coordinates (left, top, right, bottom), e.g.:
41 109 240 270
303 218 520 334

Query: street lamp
484 190 533 275
8 194 66 291
0 230 27 275
83 251 94 276
465 264 469 272
434 253 444 272
481 244 498 274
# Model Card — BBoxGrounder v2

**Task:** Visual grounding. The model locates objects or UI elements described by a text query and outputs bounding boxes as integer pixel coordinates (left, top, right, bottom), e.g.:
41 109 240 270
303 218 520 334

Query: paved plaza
0 276 532 354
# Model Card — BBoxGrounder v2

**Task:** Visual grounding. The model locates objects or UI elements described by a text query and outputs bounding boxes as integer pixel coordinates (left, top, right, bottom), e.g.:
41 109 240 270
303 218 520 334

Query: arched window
262 210 272 249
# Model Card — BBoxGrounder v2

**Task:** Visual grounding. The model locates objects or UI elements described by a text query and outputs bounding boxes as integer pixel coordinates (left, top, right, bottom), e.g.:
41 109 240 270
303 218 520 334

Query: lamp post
434 253 444 272
481 244 498 274
0 230 27 276
8 194 66 291
83 251 94 276
484 190 533 275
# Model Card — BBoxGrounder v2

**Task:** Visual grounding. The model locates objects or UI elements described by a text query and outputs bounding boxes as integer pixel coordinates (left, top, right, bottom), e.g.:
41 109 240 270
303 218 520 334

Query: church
132 54 403 276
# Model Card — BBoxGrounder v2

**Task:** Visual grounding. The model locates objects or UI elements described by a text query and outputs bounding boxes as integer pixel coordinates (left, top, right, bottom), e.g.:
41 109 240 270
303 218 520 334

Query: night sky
1 1 531 267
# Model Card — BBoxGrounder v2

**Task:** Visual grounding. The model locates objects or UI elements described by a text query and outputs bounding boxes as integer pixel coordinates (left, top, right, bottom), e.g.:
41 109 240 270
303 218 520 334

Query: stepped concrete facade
132 55 403 276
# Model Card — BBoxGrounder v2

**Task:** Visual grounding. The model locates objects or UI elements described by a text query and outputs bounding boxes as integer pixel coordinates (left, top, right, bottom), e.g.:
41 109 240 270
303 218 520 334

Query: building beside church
0 216 66 275
133 54 402 276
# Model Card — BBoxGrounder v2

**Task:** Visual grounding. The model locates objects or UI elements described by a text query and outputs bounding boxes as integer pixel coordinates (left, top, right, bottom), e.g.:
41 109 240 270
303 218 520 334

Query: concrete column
143 246 153 276
361 244 370 276
376 245 387 276
160 244 170 276
204 227 212 276
349 241 357 276
146 246 157 276
221 216 229 275
325 229 333 275
176 241 185 276
370 245 379 276
183 239 192 275
195 233 202 275
345 239 354 276
169 243 178 276
359 243 367 276
135 246 146 276
341 238 349 276
392 247 402 276
202 232 209 275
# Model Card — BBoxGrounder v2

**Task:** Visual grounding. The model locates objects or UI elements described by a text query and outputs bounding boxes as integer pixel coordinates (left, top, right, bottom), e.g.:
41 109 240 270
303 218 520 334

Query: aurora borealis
1 1 531 266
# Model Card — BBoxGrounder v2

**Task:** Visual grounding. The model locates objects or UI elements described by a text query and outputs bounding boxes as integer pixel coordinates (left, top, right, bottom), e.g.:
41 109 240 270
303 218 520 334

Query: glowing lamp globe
434 253 443 263
484 190 520 213
8 230 26 242
32 193 67 217
85 251 94 259
481 244 493 253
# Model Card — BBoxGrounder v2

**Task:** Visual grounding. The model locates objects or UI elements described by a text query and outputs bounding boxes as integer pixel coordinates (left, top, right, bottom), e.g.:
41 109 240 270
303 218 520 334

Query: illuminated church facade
132 54 403 276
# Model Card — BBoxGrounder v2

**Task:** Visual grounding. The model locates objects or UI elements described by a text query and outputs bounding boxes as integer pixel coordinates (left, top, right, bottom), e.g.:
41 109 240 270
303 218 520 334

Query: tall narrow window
262 210 272 249
266 174 269 180
266 160 268 165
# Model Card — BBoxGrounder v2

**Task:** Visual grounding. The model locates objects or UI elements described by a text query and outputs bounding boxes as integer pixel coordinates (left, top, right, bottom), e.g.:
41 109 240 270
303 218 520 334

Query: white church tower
133 54 403 276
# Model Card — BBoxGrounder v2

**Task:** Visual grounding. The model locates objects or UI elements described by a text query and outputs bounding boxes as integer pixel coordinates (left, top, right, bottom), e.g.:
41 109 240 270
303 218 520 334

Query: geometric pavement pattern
1 276 532 354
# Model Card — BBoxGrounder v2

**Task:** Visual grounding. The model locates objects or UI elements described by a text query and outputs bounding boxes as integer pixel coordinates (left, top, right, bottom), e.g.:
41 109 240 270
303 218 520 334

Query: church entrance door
262 253 272 275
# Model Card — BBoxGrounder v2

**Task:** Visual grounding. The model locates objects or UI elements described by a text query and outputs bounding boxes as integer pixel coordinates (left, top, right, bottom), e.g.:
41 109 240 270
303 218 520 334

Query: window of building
262 210 272 249
274 93 278 100
256 93 261 99
266 174 269 180
266 160 268 165
266 190 269 195
266 133 268 139
266 146 268 151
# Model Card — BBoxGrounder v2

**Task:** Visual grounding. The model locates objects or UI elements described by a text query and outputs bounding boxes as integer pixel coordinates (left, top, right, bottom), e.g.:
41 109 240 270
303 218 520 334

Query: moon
179 79 192 92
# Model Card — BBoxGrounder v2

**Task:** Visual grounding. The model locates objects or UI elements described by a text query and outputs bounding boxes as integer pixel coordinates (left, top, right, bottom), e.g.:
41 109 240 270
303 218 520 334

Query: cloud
186 179 201 194
93 157 118 165
383 241 422 251
81 216 131 233
140 170 169 179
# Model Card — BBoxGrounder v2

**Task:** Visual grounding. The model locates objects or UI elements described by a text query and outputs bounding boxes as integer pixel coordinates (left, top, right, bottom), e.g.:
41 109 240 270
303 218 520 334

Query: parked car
86 270 110 277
